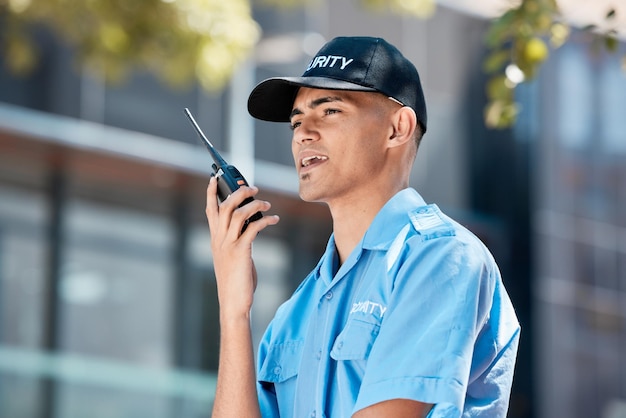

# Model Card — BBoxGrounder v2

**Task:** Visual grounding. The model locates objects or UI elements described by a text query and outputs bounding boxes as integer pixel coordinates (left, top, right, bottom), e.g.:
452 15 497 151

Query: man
206 36 520 418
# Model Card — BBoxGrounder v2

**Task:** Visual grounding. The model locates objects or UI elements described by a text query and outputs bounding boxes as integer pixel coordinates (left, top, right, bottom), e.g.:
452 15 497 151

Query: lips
297 150 329 177
301 155 328 167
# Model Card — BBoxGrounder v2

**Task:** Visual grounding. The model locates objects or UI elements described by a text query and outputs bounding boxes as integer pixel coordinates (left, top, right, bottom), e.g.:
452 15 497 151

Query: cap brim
247 76 377 122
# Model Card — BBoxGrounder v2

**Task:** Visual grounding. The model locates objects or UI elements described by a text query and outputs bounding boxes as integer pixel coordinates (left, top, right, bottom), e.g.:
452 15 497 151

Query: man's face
289 87 395 204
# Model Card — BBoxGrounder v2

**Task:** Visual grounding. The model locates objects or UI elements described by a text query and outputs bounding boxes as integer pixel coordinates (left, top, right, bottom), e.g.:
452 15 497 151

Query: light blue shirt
257 188 520 417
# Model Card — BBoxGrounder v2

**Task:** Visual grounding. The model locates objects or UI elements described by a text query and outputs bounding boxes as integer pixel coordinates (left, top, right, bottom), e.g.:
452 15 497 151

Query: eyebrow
289 96 344 120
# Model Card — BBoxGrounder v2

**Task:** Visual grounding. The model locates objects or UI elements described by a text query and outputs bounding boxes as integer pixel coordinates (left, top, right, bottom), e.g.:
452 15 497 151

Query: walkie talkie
184 108 263 232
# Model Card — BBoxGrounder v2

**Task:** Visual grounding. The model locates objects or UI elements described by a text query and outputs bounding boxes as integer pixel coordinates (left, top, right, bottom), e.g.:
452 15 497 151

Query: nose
292 117 319 145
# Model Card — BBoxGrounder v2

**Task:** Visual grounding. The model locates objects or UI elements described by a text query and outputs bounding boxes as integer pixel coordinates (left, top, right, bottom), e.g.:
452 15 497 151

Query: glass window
0 185 47 348
53 198 179 417
557 45 593 150
599 56 626 154
593 246 619 290
60 198 174 364
573 241 596 287
0 185 47 418
621 251 626 294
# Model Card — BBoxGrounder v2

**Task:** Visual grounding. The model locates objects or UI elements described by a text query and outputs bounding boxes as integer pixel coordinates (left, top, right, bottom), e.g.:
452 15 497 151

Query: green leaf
484 100 518 129
605 35 618 52
483 50 510 73
606 8 616 19
486 75 514 101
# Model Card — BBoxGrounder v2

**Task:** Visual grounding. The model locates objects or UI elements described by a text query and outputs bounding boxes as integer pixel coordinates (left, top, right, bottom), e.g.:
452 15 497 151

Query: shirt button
316 350 322 360
325 291 333 300
311 411 316 418
273 366 281 375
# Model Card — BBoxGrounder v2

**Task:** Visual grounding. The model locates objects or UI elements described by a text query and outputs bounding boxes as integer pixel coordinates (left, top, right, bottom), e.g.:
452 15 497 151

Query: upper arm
351 235 491 414
353 399 433 418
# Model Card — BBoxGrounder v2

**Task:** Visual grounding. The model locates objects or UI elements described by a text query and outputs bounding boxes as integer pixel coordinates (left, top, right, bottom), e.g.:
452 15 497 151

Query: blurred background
0 0 625 417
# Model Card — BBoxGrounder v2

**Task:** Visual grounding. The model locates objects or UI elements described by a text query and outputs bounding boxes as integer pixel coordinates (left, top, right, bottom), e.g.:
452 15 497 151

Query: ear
387 106 417 149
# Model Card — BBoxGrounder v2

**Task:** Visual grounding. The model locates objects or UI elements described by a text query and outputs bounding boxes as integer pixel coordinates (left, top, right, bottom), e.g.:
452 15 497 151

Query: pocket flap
330 319 380 361
258 340 304 383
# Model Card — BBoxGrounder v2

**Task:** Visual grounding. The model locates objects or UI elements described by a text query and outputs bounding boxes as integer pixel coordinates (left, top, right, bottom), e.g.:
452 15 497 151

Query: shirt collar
317 235 339 284
313 188 427 283
361 188 427 251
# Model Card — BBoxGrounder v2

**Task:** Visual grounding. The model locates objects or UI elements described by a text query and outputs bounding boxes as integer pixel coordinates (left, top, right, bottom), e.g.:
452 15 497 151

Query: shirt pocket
330 318 380 360
258 340 304 384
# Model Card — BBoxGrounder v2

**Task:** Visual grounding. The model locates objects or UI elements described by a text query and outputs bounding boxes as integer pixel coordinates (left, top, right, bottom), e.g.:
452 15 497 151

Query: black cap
247 36 427 133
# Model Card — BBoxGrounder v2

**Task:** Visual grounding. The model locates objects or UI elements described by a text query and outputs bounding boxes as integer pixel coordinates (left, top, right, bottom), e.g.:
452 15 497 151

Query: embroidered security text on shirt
350 300 387 318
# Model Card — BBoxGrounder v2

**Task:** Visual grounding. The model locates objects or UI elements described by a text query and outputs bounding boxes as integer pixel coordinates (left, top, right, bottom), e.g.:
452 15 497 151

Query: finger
205 176 220 233
226 198 273 241
220 185 260 212
218 185 260 225
241 213 280 240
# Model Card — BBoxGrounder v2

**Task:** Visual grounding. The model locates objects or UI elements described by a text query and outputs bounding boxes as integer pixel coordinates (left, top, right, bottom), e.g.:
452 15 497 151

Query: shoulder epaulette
408 204 455 241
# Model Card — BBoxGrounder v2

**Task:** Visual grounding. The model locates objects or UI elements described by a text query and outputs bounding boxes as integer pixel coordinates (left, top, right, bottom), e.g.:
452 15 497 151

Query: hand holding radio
190 107 279 317
184 108 263 233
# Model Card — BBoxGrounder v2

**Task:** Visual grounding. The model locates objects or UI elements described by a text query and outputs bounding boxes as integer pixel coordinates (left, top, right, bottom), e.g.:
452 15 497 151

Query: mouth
300 155 328 168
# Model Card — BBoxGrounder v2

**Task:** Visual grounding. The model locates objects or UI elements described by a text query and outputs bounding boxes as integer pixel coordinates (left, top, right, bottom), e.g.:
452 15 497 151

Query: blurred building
0 1 623 417
525 38 626 418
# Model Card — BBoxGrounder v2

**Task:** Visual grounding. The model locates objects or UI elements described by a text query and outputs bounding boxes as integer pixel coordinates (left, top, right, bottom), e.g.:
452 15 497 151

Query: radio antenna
184 108 227 168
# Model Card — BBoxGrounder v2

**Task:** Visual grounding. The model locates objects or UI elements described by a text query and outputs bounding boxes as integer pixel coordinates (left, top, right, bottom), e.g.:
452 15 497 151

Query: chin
298 186 324 203
298 191 317 203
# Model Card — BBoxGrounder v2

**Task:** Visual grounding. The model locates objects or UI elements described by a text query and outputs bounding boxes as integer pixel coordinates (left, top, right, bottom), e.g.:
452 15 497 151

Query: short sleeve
257 321 280 417
353 233 497 415
258 380 280 418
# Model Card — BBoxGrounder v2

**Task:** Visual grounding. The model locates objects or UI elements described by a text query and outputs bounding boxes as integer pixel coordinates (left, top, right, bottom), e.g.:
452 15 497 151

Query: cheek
338 146 377 176
351 132 386 162
291 140 298 166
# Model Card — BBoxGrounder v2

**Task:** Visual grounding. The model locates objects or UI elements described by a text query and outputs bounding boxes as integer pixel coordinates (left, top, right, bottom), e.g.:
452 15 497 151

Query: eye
289 120 301 131
324 108 340 115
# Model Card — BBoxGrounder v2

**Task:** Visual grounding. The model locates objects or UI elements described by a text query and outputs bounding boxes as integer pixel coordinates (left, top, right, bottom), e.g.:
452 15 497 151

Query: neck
329 185 405 264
